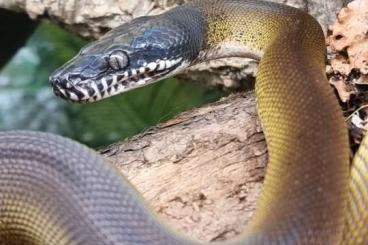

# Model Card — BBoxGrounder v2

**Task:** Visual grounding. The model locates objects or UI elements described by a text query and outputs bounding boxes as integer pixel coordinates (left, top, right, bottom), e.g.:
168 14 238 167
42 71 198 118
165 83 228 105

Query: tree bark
0 0 349 242
100 92 266 241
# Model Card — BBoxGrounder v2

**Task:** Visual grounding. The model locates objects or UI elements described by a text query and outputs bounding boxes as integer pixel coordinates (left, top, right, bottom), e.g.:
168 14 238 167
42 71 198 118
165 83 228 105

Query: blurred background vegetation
0 21 226 148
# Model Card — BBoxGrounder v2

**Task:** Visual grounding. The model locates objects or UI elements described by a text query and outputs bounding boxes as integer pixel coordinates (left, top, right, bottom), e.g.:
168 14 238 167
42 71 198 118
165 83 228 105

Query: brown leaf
329 78 354 103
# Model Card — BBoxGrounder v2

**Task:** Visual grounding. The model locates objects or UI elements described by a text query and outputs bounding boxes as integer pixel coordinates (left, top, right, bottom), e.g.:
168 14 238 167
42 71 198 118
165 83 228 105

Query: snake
0 0 367 244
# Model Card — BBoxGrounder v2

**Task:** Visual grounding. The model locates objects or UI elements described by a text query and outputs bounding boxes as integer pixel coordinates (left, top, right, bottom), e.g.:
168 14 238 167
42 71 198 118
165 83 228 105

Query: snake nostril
49 76 59 85
50 76 71 90
50 76 67 88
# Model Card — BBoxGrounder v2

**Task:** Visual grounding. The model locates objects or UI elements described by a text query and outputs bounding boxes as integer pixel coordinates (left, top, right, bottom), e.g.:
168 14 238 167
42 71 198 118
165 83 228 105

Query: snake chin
52 57 187 103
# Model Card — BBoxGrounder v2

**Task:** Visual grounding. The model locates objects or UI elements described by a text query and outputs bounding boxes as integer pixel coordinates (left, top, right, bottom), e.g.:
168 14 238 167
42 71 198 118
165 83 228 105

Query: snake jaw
51 57 186 102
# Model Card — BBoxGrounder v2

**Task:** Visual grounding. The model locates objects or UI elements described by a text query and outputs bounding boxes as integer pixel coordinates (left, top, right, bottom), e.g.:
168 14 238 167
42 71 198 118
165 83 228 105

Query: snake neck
186 0 325 65
185 0 349 243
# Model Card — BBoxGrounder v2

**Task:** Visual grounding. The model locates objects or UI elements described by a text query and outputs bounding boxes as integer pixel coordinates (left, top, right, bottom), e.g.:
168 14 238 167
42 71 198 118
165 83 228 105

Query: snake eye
108 50 129 70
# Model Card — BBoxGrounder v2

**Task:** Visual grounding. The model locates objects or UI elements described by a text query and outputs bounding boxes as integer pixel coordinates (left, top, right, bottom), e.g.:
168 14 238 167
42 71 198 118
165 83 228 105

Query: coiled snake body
1 0 368 244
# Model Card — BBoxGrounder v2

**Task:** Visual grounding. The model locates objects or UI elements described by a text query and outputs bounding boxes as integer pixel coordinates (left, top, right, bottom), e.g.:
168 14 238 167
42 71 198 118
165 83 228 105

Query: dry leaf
328 0 368 75
329 78 353 103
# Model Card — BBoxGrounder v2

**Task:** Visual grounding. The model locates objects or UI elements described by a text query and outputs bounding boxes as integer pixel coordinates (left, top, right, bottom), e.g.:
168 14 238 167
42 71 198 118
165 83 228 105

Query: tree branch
100 92 267 242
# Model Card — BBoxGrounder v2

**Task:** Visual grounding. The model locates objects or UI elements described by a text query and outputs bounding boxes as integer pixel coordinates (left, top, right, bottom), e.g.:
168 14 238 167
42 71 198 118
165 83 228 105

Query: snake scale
0 0 367 244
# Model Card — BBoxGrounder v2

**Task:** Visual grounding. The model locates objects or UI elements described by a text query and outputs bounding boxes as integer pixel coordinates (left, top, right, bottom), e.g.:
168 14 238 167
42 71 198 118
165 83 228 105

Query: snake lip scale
1 0 367 244
51 56 185 102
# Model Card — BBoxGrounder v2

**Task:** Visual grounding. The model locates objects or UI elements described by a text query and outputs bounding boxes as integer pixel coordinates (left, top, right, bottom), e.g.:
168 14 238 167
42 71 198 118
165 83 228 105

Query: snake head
50 9 204 102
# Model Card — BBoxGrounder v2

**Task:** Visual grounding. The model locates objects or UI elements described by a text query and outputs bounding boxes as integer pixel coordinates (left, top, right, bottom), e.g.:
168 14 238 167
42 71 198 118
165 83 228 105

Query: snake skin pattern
1 0 367 244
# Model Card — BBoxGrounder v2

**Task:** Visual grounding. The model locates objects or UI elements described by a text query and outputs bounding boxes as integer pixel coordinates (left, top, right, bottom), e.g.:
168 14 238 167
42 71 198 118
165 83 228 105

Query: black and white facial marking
49 6 205 103
50 50 186 102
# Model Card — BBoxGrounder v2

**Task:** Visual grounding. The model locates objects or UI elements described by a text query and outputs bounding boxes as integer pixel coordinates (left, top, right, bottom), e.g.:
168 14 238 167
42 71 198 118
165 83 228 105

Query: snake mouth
52 57 184 103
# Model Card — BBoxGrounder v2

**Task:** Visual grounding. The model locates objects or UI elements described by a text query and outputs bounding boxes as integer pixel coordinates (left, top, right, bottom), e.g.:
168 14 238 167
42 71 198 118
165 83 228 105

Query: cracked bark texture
0 0 348 242
100 93 266 242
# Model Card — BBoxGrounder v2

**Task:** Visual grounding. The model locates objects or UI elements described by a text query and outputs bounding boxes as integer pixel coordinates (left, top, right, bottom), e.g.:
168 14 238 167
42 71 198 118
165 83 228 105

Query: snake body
1 0 367 244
